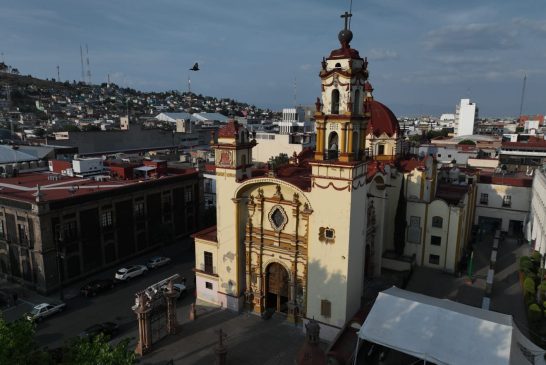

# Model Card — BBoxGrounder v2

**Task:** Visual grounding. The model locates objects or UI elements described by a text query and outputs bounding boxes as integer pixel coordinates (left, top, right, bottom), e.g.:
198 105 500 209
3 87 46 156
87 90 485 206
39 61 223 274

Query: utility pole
85 44 92 85
80 45 85 83
519 73 527 121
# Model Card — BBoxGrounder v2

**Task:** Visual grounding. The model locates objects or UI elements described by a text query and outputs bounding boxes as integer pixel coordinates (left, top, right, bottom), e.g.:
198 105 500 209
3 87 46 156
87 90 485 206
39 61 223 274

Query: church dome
366 100 400 137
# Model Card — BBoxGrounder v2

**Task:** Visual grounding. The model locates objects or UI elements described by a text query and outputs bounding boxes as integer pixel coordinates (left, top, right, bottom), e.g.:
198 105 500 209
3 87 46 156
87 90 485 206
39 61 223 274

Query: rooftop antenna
80 45 85 83
519 73 527 121
293 76 297 106
1 52 4 63
56 65 60 82
85 44 92 85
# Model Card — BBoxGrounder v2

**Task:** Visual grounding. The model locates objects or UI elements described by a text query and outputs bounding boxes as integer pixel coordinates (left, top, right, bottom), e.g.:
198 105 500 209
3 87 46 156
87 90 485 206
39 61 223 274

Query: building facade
192 20 403 340
529 167 546 256
455 98 478 137
0 170 201 294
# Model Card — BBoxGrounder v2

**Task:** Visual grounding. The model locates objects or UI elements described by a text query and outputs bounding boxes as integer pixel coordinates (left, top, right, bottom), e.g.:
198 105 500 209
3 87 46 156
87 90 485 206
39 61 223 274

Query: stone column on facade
347 124 354 159
134 292 153 356
314 122 325 160
339 123 347 154
163 280 180 335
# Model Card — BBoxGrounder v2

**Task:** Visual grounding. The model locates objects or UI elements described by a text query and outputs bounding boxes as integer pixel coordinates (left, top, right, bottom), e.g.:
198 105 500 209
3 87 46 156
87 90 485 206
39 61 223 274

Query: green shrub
532 252 542 263
529 303 542 322
521 257 535 273
524 277 536 296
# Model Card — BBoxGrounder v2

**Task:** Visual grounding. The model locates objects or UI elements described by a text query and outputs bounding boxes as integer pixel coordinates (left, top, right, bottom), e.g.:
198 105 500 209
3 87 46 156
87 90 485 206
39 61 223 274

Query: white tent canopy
356 287 545 365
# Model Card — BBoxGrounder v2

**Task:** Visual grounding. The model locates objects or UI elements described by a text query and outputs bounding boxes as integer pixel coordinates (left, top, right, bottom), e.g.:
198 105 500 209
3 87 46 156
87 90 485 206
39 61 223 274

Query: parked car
146 256 172 269
26 302 66 322
161 283 187 299
114 265 148 281
80 279 115 297
79 322 119 339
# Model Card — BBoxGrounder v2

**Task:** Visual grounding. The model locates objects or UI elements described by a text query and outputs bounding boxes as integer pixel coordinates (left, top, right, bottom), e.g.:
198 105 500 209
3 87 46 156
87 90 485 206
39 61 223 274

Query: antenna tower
293 77 297 106
86 44 92 85
519 73 527 120
80 45 85 83
56 65 60 82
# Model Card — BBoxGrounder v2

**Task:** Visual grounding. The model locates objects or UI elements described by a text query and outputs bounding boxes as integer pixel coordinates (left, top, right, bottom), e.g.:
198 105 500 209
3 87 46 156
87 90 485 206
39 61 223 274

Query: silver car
114 265 148 281
146 256 171 269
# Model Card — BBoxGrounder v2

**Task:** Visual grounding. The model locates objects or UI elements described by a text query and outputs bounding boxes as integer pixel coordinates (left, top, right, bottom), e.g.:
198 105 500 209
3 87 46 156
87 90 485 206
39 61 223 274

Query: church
193 12 404 340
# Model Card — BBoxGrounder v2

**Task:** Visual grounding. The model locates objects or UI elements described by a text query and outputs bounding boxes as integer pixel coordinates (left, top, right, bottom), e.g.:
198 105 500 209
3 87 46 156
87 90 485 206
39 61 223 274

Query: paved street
1 241 196 348
1 240 305 364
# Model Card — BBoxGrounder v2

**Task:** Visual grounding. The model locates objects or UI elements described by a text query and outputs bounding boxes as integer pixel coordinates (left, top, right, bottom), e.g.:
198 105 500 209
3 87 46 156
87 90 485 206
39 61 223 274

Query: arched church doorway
328 132 339 160
265 262 289 313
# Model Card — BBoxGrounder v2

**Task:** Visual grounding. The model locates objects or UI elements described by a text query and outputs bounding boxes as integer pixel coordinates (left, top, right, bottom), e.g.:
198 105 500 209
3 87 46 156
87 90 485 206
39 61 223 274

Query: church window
429 254 440 265
321 299 331 318
430 235 442 246
205 282 213 290
334 63 341 68
432 216 443 228
328 132 339 160
204 251 213 274
331 89 340 114
268 206 288 232
353 89 361 114
325 228 335 240
407 216 421 244
319 227 336 244
378 144 385 155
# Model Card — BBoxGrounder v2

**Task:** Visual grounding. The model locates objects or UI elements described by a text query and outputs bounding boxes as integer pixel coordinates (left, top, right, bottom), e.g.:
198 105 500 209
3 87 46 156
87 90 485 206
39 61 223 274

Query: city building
401 159 477 272
192 19 402 340
475 171 532 235
529 167 546 256
0 162 202 294
499 137 546 173
454 98 478 137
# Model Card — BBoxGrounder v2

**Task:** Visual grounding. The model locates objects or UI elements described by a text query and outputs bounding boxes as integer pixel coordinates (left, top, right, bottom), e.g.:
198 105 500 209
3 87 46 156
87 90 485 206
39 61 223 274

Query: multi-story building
0 166 202 294
401 158 477 272
475 171 532 235
499 137 546 173
529 167 546 256
454 98 478 137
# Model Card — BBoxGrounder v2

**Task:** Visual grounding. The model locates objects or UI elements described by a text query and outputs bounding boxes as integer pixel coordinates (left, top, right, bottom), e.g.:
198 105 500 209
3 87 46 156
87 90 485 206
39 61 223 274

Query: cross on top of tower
341 11 352 30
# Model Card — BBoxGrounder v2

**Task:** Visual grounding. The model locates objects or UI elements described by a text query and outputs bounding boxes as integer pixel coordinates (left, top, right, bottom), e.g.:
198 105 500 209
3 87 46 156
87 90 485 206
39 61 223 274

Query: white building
455 99 478 137
475 172 532 234
278 107 313 135
252 132 315 163
529 167 546 256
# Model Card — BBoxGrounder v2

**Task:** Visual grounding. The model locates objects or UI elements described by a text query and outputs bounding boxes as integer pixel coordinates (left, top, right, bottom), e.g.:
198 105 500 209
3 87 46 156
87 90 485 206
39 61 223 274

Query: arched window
331 89 340 114
328 132 339 160
432 216 443 228
335 63 341 68
353 89 361 114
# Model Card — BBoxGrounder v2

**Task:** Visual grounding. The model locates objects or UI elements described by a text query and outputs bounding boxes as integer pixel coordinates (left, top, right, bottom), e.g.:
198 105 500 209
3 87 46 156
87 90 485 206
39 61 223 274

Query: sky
1 0 546 117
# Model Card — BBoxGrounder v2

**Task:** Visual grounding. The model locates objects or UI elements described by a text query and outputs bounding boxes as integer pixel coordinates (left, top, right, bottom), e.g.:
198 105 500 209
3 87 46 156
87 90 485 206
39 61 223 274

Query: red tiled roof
398 157 425 173
502 139 546 150
218 120 240 138
366 100 400 137
191 225 217 243
478 172 533 187
0 170 197 203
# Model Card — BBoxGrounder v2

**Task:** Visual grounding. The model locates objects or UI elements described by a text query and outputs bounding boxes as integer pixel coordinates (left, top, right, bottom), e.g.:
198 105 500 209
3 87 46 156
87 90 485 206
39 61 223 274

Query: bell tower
314 11 370 163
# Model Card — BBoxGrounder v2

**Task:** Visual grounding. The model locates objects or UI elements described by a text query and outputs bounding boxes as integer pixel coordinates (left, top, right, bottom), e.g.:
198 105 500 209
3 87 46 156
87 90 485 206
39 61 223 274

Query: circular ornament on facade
268 205 288 232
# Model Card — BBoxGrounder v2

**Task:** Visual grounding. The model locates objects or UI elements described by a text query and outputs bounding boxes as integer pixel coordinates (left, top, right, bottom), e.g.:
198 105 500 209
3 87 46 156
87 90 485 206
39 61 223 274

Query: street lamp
55 231 65 301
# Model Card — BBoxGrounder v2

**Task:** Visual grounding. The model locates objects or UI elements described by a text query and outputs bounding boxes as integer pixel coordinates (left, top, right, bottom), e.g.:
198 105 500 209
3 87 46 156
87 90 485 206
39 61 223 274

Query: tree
0 315 49 364
524 277 536 296
529 303 542 323
268 153 289 171
458 139 476 146
61 334 136 365
81 124 101 132
393 179 407 256
63 125 81 132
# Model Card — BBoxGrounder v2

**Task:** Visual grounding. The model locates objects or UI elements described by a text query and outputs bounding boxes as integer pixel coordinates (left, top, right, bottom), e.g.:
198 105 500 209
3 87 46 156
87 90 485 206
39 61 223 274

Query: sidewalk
490 237 530 337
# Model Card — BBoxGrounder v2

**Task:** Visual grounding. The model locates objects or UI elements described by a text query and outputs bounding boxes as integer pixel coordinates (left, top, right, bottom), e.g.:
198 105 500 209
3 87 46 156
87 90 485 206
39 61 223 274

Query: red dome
366 100 400 137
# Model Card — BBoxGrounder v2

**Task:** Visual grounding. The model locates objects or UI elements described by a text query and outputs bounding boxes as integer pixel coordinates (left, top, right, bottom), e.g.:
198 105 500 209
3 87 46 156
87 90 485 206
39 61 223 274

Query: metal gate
150 295 167 344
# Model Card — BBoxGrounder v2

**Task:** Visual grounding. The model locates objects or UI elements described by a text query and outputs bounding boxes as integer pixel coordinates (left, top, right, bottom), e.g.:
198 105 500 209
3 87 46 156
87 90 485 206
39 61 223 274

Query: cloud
512 17 546 34
434 55 500 66
368 48 399 61
423 23 518 51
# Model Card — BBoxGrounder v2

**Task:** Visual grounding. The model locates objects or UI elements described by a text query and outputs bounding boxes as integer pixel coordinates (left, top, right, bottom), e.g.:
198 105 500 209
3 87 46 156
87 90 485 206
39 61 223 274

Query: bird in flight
190 62 199 71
